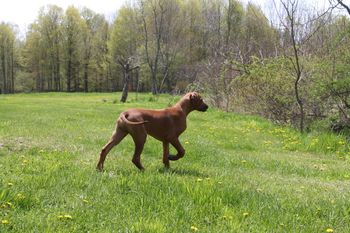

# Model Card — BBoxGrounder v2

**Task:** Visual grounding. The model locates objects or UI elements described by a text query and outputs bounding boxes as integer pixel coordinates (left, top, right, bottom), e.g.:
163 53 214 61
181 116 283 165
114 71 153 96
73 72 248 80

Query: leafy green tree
89 14 109 92
63 6 84 92
23 22 46 91
81 7 99 92
0 23 16 93
38 5 64 91
109 5 140 101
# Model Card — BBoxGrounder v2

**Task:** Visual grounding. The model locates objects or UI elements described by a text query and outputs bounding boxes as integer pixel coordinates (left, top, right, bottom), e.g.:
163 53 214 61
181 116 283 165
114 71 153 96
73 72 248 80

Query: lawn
0 92 350 232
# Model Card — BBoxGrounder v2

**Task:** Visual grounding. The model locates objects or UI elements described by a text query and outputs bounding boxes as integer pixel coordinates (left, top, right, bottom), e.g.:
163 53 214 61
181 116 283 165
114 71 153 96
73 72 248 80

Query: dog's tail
120 113 148 125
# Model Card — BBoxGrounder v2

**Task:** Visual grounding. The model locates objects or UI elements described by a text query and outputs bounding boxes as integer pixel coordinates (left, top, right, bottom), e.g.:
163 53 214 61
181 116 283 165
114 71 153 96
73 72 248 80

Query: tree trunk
10 45 14 93
67 49 72 92
120 63 130 103
56 52 61 91
151 70 158 95
84 63 88 92
67 60 71 92
294 76 304 132
135 68 140 100
2 46 7 94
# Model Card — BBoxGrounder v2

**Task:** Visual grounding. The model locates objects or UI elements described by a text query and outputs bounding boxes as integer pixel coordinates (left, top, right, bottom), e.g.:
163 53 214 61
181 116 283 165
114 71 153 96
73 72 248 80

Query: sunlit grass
0 92 350 232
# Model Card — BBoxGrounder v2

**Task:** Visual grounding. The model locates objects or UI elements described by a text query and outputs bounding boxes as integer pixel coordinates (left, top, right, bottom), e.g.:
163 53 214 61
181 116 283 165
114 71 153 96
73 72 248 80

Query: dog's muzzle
198 104 208 112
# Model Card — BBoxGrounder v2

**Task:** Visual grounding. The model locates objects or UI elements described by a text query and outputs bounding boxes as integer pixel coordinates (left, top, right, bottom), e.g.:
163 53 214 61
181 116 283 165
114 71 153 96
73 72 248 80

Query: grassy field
1 92 350 232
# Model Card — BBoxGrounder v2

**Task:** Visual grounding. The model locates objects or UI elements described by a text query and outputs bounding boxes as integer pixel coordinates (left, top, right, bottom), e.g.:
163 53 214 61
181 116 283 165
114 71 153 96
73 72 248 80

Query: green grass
0 92 350 232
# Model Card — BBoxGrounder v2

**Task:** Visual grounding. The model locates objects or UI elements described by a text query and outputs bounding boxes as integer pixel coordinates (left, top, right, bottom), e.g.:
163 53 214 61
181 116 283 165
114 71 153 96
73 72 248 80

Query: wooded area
1 0 350 132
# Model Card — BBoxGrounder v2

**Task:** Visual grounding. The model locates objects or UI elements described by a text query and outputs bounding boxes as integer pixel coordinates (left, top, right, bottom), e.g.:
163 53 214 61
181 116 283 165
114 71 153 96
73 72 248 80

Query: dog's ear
189 92 198 101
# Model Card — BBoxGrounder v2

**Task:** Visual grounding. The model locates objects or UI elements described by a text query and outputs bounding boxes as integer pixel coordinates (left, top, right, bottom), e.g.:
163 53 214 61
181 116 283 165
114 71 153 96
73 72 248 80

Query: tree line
1 0 350 133
0 0 279 94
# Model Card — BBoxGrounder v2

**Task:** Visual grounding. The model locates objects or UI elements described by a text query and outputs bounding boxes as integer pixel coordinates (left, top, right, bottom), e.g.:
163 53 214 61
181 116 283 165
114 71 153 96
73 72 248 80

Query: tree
63 6 84 92
118 58 139 102
23 22 46 91
81 7 97 92
138 0 169 95
90 14 109 92
38 5 63 91
109 5 139 95
280 0 305 132
0 23 16 94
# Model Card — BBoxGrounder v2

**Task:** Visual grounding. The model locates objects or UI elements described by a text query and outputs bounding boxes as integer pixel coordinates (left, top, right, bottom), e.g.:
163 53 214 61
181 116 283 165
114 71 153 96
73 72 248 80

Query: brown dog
96 92 208 171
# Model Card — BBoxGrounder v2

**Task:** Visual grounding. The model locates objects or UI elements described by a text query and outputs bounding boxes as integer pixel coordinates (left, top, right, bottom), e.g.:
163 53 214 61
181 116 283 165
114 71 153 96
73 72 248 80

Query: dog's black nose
199 104 208 112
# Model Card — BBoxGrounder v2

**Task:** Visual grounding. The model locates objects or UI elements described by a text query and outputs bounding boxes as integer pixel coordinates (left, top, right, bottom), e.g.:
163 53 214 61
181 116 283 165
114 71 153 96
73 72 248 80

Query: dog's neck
174 96 192 116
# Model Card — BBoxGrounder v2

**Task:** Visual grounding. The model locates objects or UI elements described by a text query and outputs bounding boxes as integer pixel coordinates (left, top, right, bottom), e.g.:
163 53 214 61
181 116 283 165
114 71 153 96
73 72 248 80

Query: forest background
1 0 350 133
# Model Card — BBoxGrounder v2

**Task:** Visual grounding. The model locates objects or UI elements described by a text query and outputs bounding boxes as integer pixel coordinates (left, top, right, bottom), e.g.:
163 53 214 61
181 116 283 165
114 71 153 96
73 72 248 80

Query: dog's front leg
168 138 185 161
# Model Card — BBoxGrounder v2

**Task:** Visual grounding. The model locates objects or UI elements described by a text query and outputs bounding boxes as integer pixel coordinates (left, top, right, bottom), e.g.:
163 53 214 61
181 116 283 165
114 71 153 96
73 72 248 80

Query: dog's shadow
158 167 206 177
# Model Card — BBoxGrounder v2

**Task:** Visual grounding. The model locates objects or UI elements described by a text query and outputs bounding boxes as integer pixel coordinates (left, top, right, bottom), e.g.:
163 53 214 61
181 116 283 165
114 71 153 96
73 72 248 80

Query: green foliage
233 57 297 123
3 0 350 136
1 93 350 232
242 3 278 58
0 22 16 94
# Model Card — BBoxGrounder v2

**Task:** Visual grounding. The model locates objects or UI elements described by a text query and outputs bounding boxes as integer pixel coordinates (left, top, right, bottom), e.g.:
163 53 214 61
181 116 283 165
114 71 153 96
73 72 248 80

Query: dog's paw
96 165 104 172
168 155 179 161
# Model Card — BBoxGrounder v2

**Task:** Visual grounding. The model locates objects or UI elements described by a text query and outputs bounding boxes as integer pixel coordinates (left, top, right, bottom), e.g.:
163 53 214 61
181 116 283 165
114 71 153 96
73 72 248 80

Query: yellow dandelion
16 193 25 200
1 220 9 225
338 140 345 145
243 212 249 217
326 228 334 233
185 141 189 144
190 226 198 231
7 182 13 186
58 214 73 220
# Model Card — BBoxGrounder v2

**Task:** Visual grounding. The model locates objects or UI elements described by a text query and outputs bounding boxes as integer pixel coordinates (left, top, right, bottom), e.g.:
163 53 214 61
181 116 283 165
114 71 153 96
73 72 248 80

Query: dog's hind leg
130 128 147 170
96 127 127 171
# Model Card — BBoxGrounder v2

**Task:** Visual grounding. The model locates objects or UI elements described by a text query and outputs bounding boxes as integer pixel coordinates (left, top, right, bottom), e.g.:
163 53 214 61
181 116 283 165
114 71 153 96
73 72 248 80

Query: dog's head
188 92 208 112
